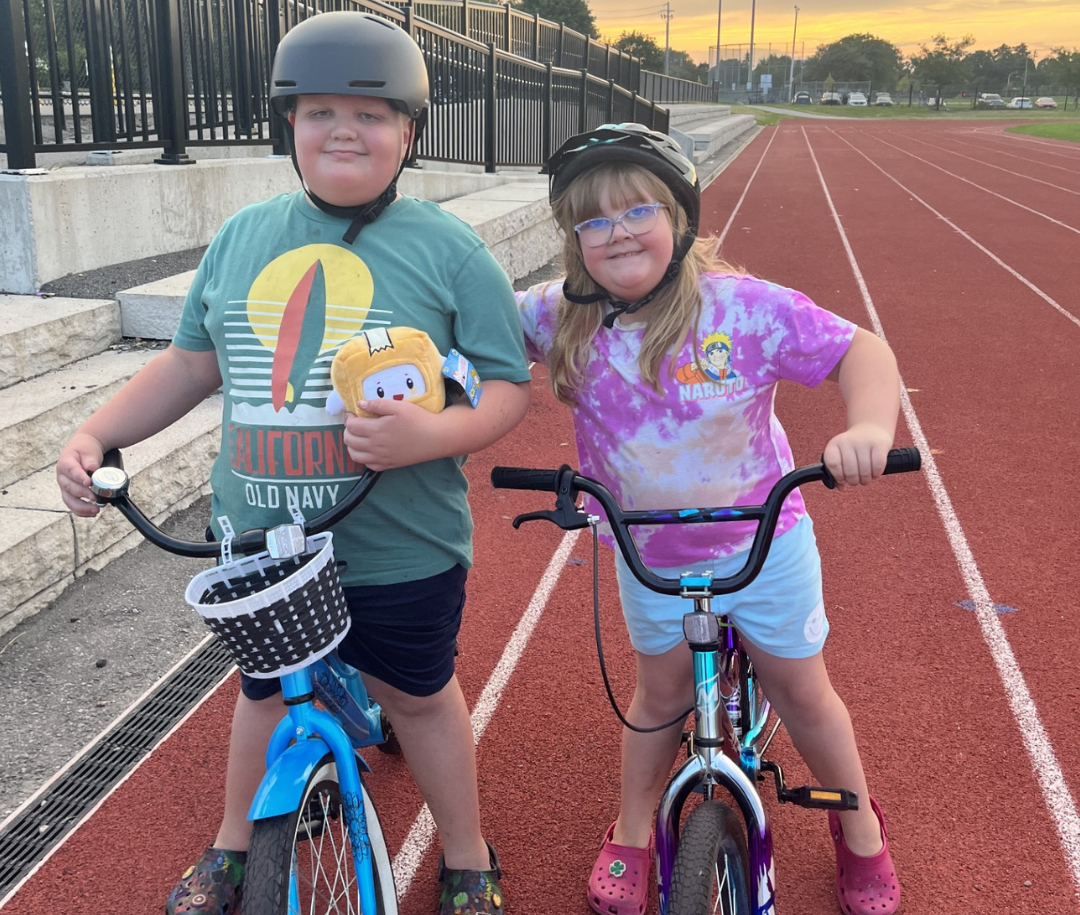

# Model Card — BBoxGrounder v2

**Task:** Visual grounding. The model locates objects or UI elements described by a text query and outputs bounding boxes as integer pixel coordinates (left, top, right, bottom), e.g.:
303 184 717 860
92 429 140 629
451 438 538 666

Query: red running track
5 118 1078 915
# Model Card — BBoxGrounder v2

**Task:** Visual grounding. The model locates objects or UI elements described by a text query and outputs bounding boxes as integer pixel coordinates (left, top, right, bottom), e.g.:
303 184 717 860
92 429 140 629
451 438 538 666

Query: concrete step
0 174 561 636
2 346 158 489
0 295 120 389
118 179 557 340
665 103 733 129
673 114 758 163
0 395 222 635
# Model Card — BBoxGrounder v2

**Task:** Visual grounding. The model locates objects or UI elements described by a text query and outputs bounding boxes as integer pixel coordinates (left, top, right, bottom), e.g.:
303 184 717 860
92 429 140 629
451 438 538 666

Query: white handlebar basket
184 531 349 678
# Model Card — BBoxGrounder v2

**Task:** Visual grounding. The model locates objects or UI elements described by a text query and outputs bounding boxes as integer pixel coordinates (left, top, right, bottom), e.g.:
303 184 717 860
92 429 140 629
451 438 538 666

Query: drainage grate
0 638 234 900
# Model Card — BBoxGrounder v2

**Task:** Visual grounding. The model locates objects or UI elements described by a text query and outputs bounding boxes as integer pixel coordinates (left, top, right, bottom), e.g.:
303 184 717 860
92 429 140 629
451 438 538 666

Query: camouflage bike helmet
543 123 701 326
269 12 430 243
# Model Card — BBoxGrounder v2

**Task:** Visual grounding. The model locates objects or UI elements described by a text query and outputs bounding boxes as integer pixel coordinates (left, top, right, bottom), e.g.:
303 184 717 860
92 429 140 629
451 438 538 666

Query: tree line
514 0 1079 93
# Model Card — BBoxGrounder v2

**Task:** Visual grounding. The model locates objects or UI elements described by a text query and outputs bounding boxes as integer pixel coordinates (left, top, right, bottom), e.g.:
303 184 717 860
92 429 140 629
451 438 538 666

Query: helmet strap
567 230 694 329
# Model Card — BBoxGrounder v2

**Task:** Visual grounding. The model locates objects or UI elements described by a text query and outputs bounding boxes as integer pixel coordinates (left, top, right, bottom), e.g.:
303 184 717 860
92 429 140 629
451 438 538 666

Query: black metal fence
1 0 677 170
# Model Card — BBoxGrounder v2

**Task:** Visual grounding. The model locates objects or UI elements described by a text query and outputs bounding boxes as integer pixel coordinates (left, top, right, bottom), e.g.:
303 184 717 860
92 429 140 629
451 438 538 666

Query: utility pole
661 3 673 76
747 0 757 91
788 6 799 102
714 0 723 102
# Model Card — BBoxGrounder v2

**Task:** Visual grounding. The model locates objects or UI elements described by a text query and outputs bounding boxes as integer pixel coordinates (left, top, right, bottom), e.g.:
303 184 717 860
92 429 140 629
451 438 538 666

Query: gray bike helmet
542 123 701 325
269 12 430 243
544 123 700 235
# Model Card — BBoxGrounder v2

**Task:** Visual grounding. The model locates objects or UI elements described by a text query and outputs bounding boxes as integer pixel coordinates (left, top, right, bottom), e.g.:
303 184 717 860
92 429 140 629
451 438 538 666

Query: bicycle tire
668 800 751 915
243 756 397 915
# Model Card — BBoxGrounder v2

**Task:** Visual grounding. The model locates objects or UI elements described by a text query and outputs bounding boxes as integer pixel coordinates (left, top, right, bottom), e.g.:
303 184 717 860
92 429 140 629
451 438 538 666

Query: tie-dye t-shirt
517 272 857 566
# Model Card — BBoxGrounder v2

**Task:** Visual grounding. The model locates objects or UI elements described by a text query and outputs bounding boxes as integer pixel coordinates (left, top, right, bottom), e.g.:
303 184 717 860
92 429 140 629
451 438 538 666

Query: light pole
714 0 723 102
661 3 673 76
747 0 757 92
788 6 799 102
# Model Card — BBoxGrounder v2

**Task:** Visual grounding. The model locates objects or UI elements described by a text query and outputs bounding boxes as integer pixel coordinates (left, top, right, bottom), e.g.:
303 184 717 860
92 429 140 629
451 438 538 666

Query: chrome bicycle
492 447 921 915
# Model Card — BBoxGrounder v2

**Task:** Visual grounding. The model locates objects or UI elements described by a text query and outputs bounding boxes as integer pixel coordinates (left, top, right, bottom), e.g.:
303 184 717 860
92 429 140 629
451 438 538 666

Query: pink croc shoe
829 796 901 915
588 822 653 915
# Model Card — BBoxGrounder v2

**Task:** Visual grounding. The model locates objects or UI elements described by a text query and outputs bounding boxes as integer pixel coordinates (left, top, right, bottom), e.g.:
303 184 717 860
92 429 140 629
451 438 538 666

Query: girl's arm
342 379 531 471
57 345 223 516
823 327 900 487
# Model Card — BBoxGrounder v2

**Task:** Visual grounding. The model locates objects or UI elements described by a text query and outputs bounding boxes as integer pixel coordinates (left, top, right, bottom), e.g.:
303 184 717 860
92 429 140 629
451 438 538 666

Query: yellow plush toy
326 327 447 418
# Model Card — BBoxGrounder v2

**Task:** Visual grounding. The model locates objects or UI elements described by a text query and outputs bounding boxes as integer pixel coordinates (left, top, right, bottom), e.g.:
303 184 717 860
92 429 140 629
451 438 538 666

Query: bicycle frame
249 667 382 914
655 592 776 915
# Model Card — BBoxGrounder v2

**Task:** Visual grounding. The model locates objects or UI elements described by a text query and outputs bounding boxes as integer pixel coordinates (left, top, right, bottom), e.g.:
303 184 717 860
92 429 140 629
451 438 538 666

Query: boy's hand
56 433 106 517
342 399 443 471
823 422 894 488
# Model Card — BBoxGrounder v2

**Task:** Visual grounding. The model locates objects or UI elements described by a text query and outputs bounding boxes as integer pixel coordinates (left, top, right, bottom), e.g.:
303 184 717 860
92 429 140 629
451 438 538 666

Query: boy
56 12 530 915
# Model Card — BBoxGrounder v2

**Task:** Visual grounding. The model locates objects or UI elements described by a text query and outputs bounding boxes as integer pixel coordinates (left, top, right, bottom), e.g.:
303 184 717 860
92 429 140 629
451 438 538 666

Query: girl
517 124 902 915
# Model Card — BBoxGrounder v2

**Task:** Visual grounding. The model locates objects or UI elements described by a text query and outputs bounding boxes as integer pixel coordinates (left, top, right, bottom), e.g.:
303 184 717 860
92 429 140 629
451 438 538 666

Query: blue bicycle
90 451 397 915
492 447 921 915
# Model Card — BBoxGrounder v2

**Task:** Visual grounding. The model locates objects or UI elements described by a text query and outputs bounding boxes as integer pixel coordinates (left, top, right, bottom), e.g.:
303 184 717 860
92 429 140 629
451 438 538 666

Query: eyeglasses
573 202 666 248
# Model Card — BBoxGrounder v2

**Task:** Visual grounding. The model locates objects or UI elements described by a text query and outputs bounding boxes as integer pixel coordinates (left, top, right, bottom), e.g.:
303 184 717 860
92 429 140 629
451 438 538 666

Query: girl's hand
823 423 895 488
56 432 106 517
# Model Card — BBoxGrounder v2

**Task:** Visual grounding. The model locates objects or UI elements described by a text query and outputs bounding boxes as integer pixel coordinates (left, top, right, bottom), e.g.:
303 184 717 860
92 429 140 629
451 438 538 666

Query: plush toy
326 326 481 418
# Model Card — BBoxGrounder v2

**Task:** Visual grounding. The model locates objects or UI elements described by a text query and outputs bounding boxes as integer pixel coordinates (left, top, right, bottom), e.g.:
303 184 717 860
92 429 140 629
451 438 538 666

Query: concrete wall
0 159 527 294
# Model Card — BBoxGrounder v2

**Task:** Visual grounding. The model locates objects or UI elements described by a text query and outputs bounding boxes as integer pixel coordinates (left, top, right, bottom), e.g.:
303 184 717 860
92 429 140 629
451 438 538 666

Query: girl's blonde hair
546 161 738 404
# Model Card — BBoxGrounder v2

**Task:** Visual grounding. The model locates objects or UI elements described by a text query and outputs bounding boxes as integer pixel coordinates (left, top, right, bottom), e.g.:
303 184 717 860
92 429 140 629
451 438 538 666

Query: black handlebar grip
490 467 561 492
883 447 921 475
101 448 124 470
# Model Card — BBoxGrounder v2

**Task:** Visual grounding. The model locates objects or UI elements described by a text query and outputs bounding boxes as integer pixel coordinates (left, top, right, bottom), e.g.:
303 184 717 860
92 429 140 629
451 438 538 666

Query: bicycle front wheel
244 756 397 915
669 801 751 915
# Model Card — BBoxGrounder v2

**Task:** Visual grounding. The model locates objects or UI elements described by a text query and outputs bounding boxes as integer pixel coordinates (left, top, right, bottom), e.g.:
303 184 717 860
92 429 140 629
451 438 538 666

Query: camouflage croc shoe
165 846 246 914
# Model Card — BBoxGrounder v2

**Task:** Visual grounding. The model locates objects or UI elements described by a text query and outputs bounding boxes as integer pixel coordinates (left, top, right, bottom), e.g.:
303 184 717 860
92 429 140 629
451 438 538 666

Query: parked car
1008 96 1033 109
977 93 1005 109
793 90 812 105
1034 96 1058 109
848 92 868 107
820 91 842 105
873 92 894 106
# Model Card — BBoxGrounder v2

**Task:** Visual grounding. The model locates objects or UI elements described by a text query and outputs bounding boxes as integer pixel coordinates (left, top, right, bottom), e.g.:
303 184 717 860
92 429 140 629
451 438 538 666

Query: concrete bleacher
666 103 758 165
0 104 758 635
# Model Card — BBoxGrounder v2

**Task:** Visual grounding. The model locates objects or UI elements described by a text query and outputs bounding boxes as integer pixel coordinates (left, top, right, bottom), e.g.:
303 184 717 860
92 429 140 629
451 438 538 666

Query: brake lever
511 465 592 531
511 508 591 530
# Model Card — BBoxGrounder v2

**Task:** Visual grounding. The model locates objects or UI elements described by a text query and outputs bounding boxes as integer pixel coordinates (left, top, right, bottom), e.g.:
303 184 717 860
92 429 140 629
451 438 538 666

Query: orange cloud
590 0 1079 64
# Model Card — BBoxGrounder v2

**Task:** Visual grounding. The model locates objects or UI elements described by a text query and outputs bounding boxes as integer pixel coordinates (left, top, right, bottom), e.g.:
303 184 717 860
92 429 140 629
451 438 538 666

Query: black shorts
239 564 467 701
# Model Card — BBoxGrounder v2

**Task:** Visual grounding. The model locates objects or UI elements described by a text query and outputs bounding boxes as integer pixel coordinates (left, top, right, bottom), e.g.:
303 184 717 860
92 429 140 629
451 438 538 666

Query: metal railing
1 0 671 170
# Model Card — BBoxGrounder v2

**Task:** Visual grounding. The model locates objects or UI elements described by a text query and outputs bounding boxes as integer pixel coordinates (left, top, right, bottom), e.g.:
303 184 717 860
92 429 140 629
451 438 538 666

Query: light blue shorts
614 515 827 659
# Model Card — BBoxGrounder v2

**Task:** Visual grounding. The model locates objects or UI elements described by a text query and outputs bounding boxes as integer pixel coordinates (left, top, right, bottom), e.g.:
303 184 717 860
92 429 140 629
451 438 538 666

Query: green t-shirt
174 191 531 586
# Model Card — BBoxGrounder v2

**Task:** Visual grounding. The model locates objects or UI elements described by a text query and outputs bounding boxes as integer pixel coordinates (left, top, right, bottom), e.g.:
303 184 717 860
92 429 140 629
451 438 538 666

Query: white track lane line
801 125 1080 896
823 127 1080 331
716 126 780 246
934 131 1080 177
879 130 1080 196
853 132 1080 235
391 529 582 899
961 125 1080 161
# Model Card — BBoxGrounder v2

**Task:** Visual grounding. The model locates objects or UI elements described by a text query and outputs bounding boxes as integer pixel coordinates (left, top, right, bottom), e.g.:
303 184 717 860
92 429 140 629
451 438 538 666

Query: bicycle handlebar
491 447 921 596
90 448 381 559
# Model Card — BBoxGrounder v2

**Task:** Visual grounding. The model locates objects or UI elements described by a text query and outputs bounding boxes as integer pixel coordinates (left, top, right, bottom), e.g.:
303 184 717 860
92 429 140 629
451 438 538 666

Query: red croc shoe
588 822 653 915
829 796 901 915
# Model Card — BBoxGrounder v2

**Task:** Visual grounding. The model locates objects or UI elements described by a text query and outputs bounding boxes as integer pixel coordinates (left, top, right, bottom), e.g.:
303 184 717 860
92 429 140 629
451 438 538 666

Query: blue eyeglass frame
573 202 666 246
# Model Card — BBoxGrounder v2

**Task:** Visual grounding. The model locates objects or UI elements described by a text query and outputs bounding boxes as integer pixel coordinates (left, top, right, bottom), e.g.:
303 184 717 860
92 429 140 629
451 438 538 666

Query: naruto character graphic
676 330 739 384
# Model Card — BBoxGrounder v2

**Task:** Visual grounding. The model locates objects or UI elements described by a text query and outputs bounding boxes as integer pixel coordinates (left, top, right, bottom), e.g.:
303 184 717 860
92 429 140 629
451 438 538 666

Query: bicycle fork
655 601 776 915
256 670 382 914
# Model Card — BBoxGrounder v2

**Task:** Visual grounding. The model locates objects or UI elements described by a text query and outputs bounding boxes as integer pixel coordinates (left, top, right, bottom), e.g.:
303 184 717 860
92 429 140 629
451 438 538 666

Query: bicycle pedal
780 786 859 810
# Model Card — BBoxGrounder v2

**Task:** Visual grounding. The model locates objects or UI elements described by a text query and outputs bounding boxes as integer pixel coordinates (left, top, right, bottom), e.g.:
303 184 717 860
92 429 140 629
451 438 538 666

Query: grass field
1006 122 1080 142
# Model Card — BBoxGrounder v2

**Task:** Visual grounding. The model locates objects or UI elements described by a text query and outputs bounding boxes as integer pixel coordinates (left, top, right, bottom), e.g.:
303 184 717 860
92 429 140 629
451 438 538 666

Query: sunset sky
585 0 1080 65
